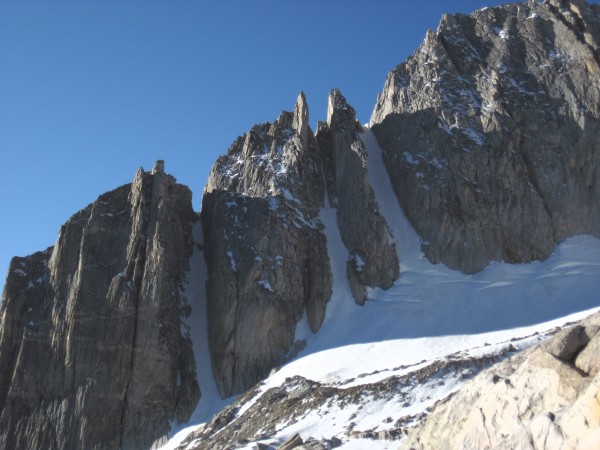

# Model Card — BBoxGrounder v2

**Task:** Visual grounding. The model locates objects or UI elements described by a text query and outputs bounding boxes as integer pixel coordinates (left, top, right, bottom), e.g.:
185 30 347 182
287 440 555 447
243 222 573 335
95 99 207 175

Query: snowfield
161 127 600 449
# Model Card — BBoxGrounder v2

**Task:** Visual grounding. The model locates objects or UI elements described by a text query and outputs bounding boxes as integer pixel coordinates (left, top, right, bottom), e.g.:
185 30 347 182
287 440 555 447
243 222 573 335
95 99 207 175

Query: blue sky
0 0 584 292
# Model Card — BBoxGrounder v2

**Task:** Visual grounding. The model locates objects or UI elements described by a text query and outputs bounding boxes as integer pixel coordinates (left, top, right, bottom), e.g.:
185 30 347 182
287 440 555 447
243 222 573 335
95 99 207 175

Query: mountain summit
1 1 599 449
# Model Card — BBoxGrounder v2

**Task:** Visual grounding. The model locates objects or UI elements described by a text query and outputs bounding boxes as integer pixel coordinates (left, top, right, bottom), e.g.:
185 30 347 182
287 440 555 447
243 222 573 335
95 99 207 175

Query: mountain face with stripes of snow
1 1 600 449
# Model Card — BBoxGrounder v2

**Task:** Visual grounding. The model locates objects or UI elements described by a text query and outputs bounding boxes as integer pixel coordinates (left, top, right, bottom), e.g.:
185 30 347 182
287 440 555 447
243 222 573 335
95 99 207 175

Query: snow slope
163 128 600 449
160 221 230 450
266 128 600 387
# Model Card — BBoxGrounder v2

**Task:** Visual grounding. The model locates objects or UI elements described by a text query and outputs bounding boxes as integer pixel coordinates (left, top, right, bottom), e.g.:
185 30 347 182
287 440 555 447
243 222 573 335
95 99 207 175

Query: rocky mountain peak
550 0 588 12
202 94 332 397
326 88 357 131
151 159 165 175
2 2 600 448
371 0 600 273
202 88 405 395
317 88 399 304
293 91 309 145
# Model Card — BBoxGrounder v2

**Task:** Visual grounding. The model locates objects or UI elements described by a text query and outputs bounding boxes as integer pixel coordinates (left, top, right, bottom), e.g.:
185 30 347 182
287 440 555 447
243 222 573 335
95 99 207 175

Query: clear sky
1 0 593 293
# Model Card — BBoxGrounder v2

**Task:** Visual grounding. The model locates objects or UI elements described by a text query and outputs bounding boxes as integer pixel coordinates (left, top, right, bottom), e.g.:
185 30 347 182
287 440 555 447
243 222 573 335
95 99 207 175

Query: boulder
401 311 600 450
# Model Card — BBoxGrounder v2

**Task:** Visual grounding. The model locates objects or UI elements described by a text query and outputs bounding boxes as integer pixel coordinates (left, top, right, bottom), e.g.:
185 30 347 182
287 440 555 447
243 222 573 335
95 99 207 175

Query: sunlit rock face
402 310 600 450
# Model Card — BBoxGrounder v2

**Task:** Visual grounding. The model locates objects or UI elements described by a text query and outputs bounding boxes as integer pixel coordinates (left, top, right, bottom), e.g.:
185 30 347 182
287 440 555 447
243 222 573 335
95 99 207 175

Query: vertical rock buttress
0 163 200 450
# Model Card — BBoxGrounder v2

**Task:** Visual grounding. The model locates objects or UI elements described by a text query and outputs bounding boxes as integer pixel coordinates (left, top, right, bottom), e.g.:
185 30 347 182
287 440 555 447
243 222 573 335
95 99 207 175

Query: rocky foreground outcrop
401 311 600 450
0 162 199 450
173 349 514 450
371 0 600 273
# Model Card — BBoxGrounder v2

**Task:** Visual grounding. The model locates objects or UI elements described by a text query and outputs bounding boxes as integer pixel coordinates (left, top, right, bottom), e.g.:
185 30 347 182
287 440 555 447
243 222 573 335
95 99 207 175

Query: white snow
428 156 445 169
260 242 600 389
507 77 538 96
549 50 569 62
493 27 508 39
462 127 485 146
158 221 231 450
294 309 313 343
353 254 366 272
257 279 274 292
281 187 300 204
317 194 355 329
402 151 420 166
225 250 237 271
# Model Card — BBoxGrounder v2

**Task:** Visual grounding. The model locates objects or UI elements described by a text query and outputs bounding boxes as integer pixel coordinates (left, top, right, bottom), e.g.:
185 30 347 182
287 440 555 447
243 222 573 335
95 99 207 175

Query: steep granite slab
202 94 332 398
371 0 600 273
317 89 399 304
0 162 199 450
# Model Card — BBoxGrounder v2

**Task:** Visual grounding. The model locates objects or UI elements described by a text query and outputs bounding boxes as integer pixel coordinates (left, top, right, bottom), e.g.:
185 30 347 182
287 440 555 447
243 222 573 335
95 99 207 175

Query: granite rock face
202 93 333 398
317 89 399 304
2 1 600 448
401 311 600 450
202 90 406 397
371 0 600 273
0 163 200 450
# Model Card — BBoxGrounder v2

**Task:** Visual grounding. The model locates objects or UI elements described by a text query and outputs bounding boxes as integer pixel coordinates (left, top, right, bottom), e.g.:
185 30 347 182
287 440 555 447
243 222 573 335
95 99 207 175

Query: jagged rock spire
317 88 399 305
293 91 309 144
151 159 165 175
326 88 357 131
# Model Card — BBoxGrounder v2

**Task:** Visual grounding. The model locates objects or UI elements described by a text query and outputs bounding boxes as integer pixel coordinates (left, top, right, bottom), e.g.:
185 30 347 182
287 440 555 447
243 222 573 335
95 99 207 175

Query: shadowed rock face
317 89 399 304
0 163 199 450
202 90 406 397
371 0 600 273
202 93 333 398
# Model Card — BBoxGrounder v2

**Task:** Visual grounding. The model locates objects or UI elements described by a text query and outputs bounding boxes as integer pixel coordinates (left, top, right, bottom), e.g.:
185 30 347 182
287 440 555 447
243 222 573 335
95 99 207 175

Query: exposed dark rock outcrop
0 162 199 450
317 89 399 304
371 0 600 273
202 89 406 397
202 93 332 398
